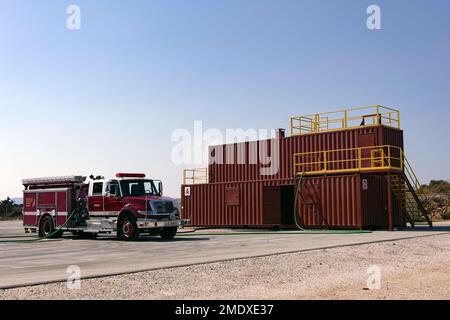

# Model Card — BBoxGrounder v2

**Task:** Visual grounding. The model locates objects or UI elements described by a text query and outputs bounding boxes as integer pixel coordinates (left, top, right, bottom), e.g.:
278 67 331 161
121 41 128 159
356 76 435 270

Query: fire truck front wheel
118 216 139 241
39 216 63 239
160 227 178 240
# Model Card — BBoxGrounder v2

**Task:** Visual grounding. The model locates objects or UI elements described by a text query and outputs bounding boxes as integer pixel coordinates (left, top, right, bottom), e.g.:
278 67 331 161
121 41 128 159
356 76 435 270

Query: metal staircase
390 156 432 228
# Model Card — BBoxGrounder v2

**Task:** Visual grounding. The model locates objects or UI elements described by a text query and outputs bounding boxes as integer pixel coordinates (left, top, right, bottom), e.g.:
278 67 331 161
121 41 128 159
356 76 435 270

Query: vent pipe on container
276 128 285 139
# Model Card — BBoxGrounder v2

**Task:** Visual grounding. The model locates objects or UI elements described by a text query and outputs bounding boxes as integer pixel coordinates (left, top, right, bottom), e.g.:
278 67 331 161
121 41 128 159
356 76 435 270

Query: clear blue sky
0 0 449 198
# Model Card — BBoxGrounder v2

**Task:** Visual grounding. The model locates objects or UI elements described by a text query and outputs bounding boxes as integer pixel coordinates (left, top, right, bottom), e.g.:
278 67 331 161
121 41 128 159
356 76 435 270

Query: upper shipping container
208 125 404 183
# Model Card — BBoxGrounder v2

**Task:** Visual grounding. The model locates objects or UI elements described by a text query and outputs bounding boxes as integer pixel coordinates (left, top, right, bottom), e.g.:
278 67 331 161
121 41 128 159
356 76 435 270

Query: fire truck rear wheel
39 216 63 239
118 216 139 241
160 227 177 240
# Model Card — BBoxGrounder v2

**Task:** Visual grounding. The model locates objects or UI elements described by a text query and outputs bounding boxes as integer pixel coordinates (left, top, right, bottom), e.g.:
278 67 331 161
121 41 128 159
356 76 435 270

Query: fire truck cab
22 173 186 241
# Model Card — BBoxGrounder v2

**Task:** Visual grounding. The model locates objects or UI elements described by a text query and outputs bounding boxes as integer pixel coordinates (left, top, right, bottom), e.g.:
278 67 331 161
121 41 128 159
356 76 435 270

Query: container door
358 132 377 170
299 181 326 227
262 187 281 225
361 175 388 229
280 185 295 225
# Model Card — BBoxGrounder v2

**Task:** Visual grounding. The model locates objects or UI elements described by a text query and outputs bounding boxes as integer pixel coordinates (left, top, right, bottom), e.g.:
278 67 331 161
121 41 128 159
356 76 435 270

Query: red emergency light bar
115 173 146 178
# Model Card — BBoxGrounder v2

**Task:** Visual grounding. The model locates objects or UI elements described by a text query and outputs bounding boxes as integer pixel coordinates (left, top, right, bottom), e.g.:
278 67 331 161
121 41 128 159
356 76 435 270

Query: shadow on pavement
406 225 450 232
68 235 210 242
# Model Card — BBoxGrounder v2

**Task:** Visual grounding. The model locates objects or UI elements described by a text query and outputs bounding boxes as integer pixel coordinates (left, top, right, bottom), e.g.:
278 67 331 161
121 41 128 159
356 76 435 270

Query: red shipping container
208 125 403 183
181 173 404 230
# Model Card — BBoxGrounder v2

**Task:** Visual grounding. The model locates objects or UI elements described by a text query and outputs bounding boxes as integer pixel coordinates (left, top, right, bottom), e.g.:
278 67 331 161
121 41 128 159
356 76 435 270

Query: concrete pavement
0 220 448 289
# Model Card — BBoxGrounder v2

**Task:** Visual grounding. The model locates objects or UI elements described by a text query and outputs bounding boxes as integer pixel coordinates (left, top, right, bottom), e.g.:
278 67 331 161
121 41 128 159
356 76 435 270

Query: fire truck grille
151 201 174 213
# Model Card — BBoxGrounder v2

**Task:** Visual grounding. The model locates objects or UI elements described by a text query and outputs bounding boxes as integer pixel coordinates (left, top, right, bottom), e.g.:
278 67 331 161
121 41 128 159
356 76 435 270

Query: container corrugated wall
208 125 403 184
298 173 405 229
359 174 404 228
360 174 387 228
182 173 404 229
182 179 294 227
298 175 362 229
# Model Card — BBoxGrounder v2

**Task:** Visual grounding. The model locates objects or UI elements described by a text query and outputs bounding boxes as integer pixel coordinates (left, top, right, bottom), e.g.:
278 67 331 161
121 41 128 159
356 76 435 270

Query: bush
430 195 448 207
441 211 450 220
8 210 23 219
0 206 22 221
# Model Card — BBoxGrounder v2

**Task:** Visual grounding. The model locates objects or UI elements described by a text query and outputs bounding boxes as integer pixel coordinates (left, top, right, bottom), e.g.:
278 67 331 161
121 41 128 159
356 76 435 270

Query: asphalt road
0 220 448 289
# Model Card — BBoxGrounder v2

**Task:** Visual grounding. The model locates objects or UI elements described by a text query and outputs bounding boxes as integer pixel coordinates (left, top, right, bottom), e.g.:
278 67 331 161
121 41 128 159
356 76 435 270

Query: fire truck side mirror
158 181 163 196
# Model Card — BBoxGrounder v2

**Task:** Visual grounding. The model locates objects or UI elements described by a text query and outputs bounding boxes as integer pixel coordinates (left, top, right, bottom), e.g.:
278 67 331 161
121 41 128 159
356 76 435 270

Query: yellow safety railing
403 155 430 208
183 168 208 185
293 145 403 176
291 105 400 136
403 156 422 191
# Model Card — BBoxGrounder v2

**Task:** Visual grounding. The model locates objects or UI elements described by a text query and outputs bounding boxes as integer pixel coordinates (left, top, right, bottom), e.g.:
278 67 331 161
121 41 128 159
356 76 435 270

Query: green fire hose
290 172 370 234
0 209 78 243
293 172 309 231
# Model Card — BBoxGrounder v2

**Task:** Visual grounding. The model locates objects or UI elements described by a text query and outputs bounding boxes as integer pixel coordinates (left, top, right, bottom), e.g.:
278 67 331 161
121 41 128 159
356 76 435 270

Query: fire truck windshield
120 179 159 197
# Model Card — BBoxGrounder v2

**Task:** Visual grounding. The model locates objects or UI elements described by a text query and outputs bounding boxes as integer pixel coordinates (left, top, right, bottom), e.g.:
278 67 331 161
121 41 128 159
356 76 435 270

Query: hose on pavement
0 209 78 243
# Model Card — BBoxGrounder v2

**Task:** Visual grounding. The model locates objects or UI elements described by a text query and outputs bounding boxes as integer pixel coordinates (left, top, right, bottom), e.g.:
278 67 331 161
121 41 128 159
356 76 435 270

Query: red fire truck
22 173 186 241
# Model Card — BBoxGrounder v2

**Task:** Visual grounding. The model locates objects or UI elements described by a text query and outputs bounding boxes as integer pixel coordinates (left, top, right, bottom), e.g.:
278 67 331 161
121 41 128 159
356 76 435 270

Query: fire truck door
104 180 124 215
88 181 105 214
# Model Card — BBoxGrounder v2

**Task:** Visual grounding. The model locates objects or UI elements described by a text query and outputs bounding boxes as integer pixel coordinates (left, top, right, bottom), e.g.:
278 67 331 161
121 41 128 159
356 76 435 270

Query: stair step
389 172 432 227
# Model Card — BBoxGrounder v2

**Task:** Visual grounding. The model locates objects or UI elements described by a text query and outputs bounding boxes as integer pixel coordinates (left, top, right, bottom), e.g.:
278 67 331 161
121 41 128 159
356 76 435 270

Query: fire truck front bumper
136 219 182 229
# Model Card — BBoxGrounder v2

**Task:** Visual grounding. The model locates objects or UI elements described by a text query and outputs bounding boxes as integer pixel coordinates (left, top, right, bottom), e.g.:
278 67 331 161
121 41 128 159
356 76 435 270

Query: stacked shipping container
182 108 406 230
208 126 403 183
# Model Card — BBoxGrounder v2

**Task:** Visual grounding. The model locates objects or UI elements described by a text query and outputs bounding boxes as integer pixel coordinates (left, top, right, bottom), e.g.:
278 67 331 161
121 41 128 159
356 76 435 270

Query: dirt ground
315 263 450 299
1 232 449 300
